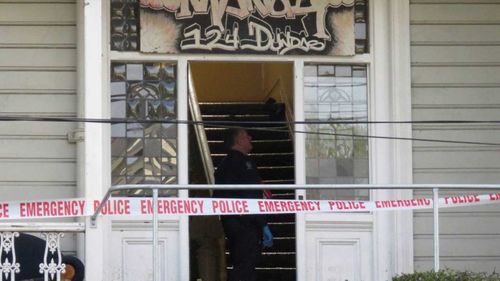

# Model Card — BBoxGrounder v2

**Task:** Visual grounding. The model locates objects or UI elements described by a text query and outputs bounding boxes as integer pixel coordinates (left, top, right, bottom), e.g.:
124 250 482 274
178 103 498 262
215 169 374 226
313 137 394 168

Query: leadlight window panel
111 0 140 51
304 64 369 201
111 62 177 197
354 0 369 54
110 0 369 54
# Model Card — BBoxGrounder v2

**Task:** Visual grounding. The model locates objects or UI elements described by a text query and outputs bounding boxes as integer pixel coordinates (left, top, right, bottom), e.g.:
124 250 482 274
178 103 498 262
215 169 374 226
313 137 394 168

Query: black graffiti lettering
270 27 286 51
191 0 209 12
181 24 240 51
225 0 251 19
218 24 240 50
240 17 274 51
180 15 325 53
261 0 294 18
277 32 325 54
206 26 223 45
242 17 326 54
206 26 238 51
181 23 210 50
210 0 229 29
175 0 210 18
250 0 271 17
144 0 354 40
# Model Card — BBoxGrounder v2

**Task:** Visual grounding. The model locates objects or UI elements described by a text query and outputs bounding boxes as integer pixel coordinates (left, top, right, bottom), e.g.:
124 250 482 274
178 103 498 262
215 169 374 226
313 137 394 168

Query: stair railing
188 66 215 184
280 81 295 141
265 78 295 141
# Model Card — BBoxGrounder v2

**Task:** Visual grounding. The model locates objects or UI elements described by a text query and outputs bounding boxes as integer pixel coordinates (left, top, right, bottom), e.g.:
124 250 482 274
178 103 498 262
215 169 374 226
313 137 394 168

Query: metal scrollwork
0 232 20 281
39 233 65 281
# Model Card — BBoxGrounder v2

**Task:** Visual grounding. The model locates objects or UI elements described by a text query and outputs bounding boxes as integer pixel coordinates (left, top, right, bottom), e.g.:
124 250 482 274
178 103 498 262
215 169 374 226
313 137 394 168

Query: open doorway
188 62 296 281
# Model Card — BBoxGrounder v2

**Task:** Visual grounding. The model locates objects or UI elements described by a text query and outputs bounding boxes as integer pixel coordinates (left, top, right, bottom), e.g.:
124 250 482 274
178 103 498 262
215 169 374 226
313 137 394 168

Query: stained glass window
355 0 369 54
111 62 177 196
304 64 369 200
110 0 140 51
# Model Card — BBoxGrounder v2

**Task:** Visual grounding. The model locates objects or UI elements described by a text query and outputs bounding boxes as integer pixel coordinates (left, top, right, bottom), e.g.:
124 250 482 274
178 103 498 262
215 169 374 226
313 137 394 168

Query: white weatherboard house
0 0 499 280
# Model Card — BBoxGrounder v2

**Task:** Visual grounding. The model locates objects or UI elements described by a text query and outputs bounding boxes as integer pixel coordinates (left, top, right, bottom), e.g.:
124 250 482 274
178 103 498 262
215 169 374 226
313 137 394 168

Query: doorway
187 61 296 281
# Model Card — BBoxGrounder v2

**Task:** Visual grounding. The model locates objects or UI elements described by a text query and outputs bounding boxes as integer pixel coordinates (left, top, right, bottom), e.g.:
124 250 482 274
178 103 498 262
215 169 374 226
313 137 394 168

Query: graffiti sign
140 0 355 55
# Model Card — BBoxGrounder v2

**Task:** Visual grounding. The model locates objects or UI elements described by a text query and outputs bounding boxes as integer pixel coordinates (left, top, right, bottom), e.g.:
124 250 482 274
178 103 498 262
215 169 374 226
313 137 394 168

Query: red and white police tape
1 193 500 220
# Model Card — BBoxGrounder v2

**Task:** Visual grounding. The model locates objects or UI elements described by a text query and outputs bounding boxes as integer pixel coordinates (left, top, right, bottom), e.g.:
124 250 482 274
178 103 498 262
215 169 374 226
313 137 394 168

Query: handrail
91 183 500 223
263 78 281 102
188 66 215 184
0 222 85 232
263 78 294 139
433 188 440 271
278 80 295 140
91 183 500 279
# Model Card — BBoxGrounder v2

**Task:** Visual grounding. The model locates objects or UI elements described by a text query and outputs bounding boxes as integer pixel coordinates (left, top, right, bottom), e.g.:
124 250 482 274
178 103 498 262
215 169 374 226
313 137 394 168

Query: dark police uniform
213 149 266 281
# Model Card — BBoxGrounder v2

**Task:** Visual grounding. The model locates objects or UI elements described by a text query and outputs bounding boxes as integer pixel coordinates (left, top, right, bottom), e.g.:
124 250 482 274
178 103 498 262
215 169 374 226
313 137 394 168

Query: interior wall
190 62 263 102
190 62 294 104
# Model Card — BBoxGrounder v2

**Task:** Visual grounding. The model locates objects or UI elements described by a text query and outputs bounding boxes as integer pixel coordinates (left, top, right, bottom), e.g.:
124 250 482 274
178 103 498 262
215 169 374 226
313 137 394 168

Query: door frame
81 0 413 279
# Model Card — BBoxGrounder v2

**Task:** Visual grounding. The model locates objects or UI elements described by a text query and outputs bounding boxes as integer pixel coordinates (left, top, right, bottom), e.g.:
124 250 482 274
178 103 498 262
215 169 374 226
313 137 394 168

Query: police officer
213 128 273 281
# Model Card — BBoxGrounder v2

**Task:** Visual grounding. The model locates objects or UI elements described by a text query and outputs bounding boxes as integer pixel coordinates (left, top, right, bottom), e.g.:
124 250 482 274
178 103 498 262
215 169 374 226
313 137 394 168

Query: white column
81 0 106 280
294 59 306 281
177 58 190 281
371 0 413 279
371 1 395 280
389 0 414 275
75 0 85 264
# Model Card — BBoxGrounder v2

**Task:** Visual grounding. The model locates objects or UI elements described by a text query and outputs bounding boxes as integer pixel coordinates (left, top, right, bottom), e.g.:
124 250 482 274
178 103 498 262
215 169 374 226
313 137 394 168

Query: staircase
200 102 296 281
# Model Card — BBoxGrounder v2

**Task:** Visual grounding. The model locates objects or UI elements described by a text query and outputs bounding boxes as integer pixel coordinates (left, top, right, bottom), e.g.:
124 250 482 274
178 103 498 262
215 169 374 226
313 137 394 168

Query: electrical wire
1 116 500 125
202 124 500 146
1 115 498 146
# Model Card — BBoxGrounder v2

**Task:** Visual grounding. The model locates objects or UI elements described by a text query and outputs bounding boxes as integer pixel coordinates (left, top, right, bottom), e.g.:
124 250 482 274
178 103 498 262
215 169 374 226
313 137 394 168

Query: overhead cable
1 116 499 146
1 116 500 125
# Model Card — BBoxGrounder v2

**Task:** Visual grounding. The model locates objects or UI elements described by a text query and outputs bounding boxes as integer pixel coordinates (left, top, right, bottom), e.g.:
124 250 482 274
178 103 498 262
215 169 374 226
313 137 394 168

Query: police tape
1 193 500 220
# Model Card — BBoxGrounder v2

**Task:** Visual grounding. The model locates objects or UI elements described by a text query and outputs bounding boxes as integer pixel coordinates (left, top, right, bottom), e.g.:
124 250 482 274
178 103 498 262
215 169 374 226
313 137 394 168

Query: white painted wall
0 0 77 199
0 0 78 256
410 0 500 272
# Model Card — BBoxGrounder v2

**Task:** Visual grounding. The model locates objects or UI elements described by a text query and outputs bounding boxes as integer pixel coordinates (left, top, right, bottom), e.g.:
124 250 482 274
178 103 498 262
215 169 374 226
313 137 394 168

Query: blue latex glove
262 225 273 248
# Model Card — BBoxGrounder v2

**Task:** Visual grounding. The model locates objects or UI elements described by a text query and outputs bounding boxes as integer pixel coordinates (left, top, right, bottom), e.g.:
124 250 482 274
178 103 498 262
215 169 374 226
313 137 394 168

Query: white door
104 60 189 280
294 61 373 281
294 1 415 279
